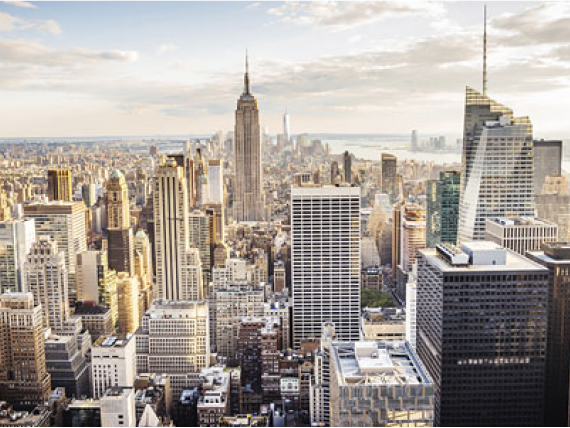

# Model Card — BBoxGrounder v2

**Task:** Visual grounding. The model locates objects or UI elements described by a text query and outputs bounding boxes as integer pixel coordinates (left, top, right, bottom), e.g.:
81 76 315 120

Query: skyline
2 1 570 138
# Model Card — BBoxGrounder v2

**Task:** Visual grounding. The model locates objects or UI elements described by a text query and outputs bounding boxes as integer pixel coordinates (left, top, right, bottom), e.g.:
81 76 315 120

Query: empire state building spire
244 50 251 95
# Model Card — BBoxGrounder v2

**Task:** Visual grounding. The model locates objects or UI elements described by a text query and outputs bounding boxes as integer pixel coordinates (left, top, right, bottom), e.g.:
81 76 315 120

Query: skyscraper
411 130 419 151
233 53 263 222
0 218 35 293
81 183 97 208
417 242 548 426
458 87 534 241
536 175 570 241
0 292 52 408
381 153 397 203
184 142 196 209
133 229 153 314
47 169 73 202
106 171 130 229
135 299 210 400
206 160 224 205
76 250 118 327
189 211 212 287
330 161 340 184
24 200 87 303
116 272 140 335
343 151 352 184
106 170 134 275
401 205 426 272
426 170 461 247
533 139 562 194
283 112 291 143
527 243 570 426
291 184 361 347
153 158 203 300
24 237 70 332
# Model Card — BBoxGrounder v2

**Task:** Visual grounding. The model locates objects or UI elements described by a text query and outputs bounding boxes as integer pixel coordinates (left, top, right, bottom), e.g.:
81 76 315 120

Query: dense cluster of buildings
0 26 569 428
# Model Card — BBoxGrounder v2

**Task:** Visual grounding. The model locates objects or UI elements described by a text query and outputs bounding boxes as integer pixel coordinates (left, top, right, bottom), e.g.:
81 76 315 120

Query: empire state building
233 54 264 222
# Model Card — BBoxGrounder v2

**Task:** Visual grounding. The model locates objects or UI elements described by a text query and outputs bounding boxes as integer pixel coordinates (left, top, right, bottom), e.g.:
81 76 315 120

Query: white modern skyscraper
24 236 70 332
0 218 35 293
291 184 361 347
233 53 263 222
458 87 535 241
283 112 291 142
153 158 203 301
207 160 223 205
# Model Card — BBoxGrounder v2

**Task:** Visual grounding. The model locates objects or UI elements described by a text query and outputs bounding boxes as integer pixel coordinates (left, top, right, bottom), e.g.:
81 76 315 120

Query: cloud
0 10 62 34
1 1 569 136
3 1 37 9
33 19 61 35
267 1 445 30
246 2 261 10
157 43 178 54
0 11 19 31
492 3 570 47
0 37 138 67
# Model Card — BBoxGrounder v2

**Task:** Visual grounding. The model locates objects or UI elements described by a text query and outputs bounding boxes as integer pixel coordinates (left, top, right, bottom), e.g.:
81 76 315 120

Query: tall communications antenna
244 49 251 95
483 4 488 95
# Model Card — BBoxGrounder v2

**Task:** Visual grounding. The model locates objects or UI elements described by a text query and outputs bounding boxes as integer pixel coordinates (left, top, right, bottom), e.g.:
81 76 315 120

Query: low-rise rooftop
331 340 431 387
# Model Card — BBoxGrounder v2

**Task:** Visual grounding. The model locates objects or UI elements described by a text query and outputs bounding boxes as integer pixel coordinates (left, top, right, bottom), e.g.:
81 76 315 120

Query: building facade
426 170 460 247
291 184 361 347
416 242 548 426
233 56 264 222
0 292 52 408
153 158 204 301
458 87 535 242
527 243 570 426
485 217 558 255
135 300 210 399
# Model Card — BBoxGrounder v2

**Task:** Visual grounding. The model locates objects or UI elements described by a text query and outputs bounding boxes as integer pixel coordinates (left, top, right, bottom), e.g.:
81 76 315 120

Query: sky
1 1 570 138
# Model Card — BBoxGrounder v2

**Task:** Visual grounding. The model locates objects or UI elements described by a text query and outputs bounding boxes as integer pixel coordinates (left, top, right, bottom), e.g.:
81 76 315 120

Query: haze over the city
2 1 570 138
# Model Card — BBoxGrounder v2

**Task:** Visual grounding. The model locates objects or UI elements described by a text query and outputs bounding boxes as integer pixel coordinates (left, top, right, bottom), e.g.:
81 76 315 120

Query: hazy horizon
2 1 570 139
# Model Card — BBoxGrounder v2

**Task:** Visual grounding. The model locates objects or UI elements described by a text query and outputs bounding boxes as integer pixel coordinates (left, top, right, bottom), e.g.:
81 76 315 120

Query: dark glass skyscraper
381 153 397 203
426 170 460 247
417 243 548 426
527 242 570 426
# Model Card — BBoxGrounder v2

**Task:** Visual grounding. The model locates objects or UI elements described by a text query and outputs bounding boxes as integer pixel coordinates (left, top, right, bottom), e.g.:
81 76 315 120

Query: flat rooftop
421 245 548 273
146 299 208 319
103 387 133 399
488 217 555 227
291 184 360 195
528 242 570 264
331 341 431 387
94 334 133 348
